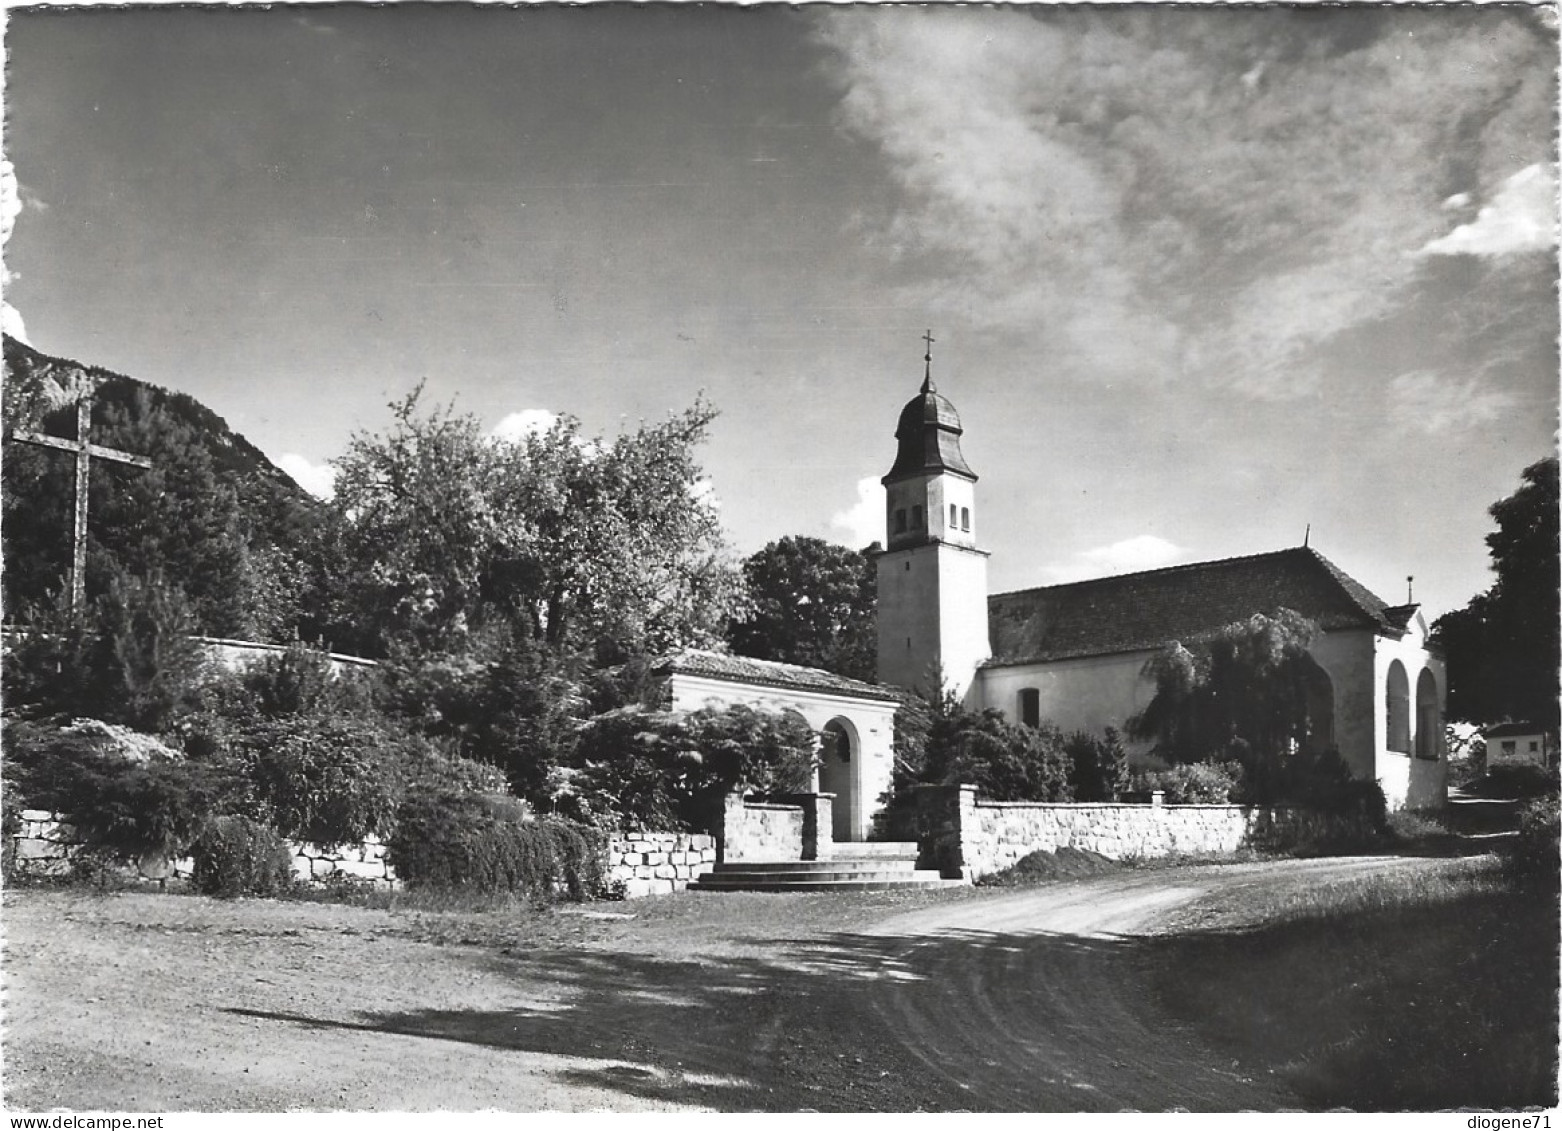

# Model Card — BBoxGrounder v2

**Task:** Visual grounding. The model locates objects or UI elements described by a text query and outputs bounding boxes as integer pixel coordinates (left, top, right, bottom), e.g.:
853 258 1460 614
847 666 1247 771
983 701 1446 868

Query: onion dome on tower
882 339 976 485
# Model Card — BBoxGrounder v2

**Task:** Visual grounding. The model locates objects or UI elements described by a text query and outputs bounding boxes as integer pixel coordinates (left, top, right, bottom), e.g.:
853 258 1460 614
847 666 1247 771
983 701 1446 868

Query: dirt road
855 855 1422 1110
3 855 1434 1112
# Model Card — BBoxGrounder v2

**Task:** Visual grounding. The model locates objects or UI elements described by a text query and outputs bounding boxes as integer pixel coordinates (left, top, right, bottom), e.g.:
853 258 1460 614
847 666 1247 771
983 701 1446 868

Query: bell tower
875 334 991 701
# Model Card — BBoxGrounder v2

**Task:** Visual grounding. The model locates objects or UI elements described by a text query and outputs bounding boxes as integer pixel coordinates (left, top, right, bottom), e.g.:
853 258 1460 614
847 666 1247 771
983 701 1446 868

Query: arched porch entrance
818 717 859 843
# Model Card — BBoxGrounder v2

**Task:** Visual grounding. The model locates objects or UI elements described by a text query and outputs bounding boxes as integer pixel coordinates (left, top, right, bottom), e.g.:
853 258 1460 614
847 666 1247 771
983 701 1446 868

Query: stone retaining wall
8 810 396 888
915 785 1376 881
9 811 716 900
606 832 717 897
291 835 394 887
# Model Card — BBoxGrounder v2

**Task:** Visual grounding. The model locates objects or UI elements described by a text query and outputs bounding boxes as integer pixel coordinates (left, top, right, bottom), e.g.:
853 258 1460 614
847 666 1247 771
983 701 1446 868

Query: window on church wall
1019 688 1040 728
912 505 923 528
950 504 958 528
1385 661 1411 753
960 506 970 531
894 509 907 534
1414 669 1440 760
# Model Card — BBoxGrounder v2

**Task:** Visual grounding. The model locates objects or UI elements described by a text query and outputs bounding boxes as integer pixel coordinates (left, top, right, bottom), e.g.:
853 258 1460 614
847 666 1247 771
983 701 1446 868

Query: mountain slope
2 335 328 641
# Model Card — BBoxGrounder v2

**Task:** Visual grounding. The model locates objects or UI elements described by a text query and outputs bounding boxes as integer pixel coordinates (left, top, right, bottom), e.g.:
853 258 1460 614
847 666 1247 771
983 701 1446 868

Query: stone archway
818 718 858 843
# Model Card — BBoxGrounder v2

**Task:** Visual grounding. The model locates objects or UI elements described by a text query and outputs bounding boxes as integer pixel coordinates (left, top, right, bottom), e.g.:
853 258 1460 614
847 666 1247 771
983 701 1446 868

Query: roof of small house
1482 721 1552 739
984 547 1410 668
654 648 902 703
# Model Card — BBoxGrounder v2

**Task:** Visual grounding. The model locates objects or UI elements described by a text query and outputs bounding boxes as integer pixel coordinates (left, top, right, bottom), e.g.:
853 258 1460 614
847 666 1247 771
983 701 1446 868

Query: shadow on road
223 924 1201 1112
222 862 1558 1113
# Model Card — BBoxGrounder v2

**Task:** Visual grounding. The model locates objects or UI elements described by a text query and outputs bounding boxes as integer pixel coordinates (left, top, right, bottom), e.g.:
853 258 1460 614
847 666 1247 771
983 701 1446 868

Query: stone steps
712 858 922 873
822 840 920 860
689 846 959 892
690 875 957 893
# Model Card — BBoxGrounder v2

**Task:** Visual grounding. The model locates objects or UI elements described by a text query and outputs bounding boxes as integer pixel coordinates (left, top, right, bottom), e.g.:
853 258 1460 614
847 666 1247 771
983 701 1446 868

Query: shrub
4 719 243 862
380 633 583 807
242 715 402 847
930 710 1073 802
1267 748 1388 831
1066 728 1131 802
1385 808 1448 844
0 790 19 878
1481 762 1561 800
385 790 605 900
1138 760 1244 804
191 816 295 898
572 703 816 831
1504 796 1560 886
3 571 206 732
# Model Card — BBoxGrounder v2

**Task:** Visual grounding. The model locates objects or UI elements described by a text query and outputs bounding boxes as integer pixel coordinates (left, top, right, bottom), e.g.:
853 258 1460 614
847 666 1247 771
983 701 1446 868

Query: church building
662 347 1447 840
875 352 1446 812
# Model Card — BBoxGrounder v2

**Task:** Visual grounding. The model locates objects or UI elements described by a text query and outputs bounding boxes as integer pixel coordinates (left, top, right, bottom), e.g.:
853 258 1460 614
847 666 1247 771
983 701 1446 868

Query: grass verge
1147 857 1559 1110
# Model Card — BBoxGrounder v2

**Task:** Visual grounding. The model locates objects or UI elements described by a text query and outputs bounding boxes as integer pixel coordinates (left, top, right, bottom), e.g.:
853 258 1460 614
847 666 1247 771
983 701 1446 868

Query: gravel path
3 854 1436 1112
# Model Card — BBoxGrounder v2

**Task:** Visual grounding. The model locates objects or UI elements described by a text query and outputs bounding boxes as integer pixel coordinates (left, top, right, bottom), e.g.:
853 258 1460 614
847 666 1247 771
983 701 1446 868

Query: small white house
1483 722 1557 769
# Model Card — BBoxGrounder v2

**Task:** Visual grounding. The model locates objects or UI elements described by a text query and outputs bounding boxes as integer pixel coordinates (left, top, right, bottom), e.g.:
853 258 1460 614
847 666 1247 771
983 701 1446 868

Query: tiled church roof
984 547 1408 668
654 649 902 702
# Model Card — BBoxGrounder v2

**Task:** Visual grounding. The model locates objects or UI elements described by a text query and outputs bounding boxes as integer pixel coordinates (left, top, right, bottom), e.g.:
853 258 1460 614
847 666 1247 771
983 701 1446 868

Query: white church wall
1306 630 1377 780
975 650 1158 751
1370 618 1447 810
666 673 898 841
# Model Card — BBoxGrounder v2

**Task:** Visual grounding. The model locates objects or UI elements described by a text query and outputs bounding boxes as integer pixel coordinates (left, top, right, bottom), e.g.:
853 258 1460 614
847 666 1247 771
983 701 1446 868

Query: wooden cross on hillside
11 377 153 618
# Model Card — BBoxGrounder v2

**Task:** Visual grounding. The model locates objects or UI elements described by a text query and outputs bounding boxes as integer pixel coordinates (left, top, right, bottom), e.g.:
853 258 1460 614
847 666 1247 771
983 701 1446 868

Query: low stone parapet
606 832 718 897
913 784 1378 881
9 811 729 901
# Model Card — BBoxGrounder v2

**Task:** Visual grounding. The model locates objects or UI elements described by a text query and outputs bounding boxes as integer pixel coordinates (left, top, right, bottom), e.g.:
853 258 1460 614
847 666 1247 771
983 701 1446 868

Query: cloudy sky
4 4 1556 619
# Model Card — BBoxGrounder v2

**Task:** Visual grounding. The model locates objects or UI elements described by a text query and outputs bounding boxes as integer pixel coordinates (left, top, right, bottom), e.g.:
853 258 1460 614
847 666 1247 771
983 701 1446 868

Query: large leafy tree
726 536 877 680
323 390 745 811
327 388 741 659
1434 457 1560 729
1127 609 1333 775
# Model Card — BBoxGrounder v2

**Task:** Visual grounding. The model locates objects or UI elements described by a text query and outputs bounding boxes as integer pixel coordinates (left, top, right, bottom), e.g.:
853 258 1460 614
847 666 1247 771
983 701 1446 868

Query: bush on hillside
4 719 244 863
3 571 206 732
241 715 402 847
385 790 604 900
378 632 584 809
193 642 379 723
191 816 295 898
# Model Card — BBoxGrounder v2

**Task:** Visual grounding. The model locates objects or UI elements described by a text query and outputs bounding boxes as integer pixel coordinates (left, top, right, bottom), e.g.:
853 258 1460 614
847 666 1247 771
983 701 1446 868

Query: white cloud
814 8 1554 396
1043 535 1186 584
831 475 884 549
2 302 29 345
491 409 561 442
1 160 21 251
3 160 30 343
1418 164 1557 259
1388 371 1517 436
277 453 337 500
